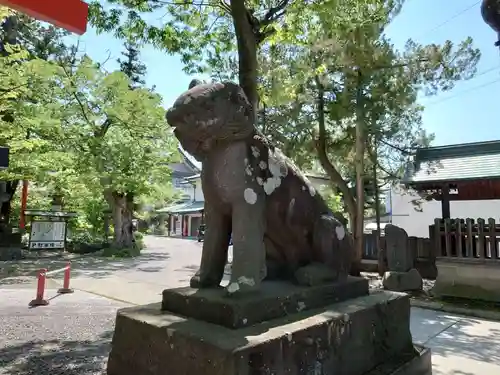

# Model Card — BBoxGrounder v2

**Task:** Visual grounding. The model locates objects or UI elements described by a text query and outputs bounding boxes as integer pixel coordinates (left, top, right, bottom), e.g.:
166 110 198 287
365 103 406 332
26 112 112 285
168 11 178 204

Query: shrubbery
66 231 108 255
99 232 145 258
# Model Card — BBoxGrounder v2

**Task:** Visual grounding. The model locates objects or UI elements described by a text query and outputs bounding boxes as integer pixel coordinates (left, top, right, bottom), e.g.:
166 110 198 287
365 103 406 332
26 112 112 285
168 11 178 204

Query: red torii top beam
0 0 88 35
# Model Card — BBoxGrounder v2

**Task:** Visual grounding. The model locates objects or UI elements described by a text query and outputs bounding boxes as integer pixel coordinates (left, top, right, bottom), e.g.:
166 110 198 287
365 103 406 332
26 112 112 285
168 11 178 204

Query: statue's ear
189 79 202 89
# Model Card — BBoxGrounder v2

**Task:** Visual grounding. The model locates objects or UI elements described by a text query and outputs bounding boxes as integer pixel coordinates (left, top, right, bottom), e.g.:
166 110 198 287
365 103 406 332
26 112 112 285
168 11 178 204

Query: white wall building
159 146 204 237
388 140 500 238
387 185 500 238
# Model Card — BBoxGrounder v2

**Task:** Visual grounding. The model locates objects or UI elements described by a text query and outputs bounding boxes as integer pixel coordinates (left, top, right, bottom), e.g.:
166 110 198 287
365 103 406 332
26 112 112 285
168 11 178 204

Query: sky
67 0 500 147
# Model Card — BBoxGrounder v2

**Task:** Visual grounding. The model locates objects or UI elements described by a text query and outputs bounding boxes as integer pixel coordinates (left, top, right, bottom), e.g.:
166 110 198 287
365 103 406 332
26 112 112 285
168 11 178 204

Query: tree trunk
372 136 385 276
230 0 259 115
0 180 19 227
353 69 366 276
313 75 360 274
108 191 135 249
0 14 22 227
0 200 11 228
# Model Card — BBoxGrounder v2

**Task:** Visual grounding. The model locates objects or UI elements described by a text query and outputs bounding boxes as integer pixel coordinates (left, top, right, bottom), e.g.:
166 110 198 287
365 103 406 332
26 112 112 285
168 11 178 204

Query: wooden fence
361 217 500 278
362 231 436 278
363 232 432 261
431 218 500 259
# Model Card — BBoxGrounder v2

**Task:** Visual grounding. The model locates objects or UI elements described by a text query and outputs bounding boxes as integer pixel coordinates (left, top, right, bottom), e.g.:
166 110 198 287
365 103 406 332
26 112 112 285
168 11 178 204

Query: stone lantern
481 0 500 47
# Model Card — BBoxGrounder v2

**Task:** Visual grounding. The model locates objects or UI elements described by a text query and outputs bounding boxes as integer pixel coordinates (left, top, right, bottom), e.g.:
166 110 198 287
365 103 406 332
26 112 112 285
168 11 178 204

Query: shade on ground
0 289 128 375
411 307 500 375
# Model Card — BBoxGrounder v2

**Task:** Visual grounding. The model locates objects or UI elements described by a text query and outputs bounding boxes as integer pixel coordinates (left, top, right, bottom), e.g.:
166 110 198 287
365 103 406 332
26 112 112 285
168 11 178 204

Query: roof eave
403 175 500 189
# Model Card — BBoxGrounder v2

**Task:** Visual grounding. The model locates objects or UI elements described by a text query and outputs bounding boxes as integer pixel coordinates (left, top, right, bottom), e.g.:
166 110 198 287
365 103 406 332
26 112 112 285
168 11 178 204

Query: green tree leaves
0 12 178 235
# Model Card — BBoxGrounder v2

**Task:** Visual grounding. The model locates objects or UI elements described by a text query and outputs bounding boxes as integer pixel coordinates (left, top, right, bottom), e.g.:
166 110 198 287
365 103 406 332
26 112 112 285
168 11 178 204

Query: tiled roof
177 144 201 171
403 140 500 185
156 200 204 214
170 163 196 176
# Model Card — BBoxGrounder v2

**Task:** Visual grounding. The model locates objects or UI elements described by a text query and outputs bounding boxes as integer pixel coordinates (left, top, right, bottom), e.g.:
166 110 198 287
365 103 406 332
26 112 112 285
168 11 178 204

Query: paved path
411 307 500 374
63 236 232 304
2 236 500 374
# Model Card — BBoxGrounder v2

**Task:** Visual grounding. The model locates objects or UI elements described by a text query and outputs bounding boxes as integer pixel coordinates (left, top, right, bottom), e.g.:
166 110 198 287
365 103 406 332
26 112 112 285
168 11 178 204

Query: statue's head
166 81 254 160
482 0 500 46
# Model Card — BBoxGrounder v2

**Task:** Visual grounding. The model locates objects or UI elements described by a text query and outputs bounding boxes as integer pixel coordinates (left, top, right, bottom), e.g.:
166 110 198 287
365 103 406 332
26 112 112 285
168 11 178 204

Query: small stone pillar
382 224 423 292
51 193 64 212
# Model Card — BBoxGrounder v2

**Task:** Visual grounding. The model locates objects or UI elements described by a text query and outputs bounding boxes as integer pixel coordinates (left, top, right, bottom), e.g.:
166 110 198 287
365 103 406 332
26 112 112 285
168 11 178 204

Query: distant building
169 145 201 202
389 140 500 237
157 145 204 237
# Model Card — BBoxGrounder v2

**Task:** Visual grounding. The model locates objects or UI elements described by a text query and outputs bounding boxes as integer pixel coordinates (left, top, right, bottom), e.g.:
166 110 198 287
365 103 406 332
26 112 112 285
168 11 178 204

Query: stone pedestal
107 278 432 375
432 257 500 302
383 268 423 292
162 277 369 329
0 229 22 261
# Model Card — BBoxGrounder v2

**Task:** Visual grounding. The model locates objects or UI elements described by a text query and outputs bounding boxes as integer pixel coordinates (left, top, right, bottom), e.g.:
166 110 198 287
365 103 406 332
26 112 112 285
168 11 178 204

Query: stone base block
107 291 432 375
162 277 369 329
383 269 423 292
365 345 431 375
433 257 500 302
0 247 23 261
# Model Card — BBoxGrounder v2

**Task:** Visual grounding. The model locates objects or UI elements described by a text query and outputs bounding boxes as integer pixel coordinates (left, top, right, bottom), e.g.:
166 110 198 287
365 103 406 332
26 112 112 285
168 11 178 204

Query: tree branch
0 82 30 98
313 75 357 217
59 64 93 128
260 0 290 26
218 0 231 13
378 137 413 155
94 118 112 138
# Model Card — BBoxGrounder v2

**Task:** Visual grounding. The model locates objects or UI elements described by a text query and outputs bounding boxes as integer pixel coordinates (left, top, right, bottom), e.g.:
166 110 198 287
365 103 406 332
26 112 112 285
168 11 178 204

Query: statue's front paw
224 277 261 296
189 271 221 288
294 263 339 287
189 274 203 288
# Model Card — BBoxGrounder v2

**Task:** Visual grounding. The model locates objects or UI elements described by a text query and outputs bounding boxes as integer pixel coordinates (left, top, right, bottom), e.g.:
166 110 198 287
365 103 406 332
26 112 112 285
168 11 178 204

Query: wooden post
432 218 441 257
19 180 28 229
443 218 451 257
456 219 463 257
488 218 496 259
465 218 474 258
477 218 486 258
441 185 451 219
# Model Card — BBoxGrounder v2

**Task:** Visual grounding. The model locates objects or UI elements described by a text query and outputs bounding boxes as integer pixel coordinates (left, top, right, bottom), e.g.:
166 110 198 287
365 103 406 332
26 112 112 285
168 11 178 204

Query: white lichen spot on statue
309 185 316 196
335 226 345 241
256 177 264 185
263 177 281 195
238 276 255 286
251 145 260 158
262 150 288 195
259 160 267 170
227 282 240 293
245 164 253 176
268 154 287 178
244 188 258 204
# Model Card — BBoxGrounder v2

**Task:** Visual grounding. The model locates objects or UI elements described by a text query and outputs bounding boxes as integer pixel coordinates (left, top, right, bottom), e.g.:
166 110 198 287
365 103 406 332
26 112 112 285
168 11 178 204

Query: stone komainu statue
166 80 352 296
482 0 500 46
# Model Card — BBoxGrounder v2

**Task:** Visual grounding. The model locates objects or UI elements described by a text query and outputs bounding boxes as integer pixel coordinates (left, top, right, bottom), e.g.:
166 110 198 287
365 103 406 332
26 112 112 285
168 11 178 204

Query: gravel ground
0 289 128 375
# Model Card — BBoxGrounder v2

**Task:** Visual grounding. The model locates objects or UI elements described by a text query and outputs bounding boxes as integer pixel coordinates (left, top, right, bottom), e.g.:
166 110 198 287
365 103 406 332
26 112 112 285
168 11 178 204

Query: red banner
0 0 88 34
